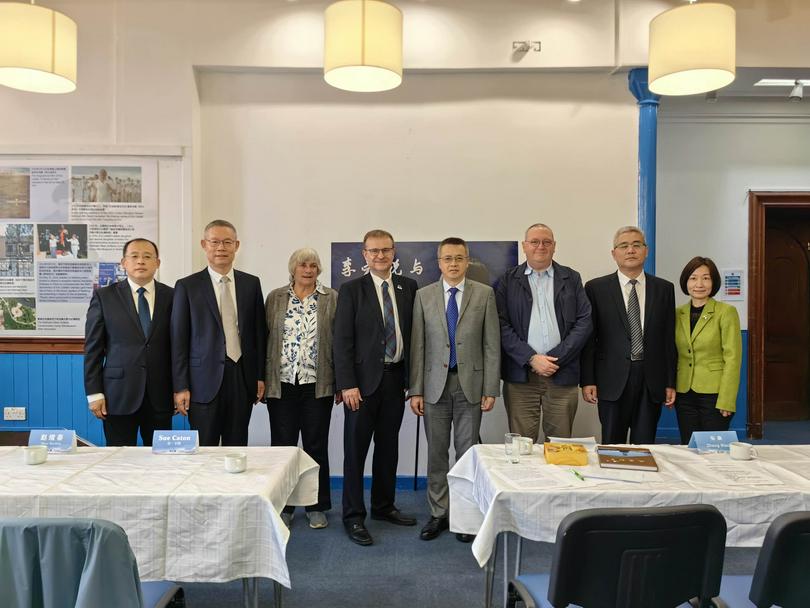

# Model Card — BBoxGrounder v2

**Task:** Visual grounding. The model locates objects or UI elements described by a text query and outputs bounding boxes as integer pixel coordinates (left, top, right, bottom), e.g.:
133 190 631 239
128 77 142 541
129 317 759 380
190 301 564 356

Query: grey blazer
264 284 338 400
410 279 501 404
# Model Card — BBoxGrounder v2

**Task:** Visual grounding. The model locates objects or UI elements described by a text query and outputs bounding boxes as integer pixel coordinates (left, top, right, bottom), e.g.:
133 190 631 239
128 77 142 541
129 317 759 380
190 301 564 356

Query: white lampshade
0 2 77 94
649 2 735 96
324 0 402 93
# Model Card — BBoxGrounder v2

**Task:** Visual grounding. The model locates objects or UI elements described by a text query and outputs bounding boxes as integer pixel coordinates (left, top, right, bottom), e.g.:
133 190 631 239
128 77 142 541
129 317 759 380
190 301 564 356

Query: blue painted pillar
628 68 660 275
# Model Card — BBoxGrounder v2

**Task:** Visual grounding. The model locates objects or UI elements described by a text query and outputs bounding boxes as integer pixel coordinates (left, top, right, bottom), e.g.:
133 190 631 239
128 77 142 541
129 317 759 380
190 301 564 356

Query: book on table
596 446 659 472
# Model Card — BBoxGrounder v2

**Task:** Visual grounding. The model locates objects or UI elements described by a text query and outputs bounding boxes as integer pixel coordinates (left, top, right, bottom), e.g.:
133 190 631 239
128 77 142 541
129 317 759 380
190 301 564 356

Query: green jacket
675 298 742 411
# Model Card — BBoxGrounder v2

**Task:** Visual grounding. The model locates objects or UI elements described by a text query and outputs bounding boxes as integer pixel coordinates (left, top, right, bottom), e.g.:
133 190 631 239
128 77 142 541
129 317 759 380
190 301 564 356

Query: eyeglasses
614 241 647 251
364 247 394 257
205 239 237 249
438 255 468 264
524 239 554 248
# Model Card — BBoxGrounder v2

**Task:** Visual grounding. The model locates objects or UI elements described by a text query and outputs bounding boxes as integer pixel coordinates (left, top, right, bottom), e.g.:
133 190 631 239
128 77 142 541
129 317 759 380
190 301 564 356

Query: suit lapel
433 282 450 336
678 305 691 345
392 274 408 324
200 269 221 323
457 281 472 324
115 280 145 339
691 298 716 341
363 274 384 329
234 270 248 331
643 276 654 331
609 273 631 336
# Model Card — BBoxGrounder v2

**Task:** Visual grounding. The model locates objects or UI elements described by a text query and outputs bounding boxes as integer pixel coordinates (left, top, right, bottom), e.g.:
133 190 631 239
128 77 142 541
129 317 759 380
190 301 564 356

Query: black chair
0 518 184 608
715 511 810 608
507 505 727 608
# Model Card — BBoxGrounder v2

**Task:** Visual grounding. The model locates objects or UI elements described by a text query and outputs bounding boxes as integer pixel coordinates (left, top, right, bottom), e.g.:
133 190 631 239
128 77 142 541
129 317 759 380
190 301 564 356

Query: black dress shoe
456 533 475 543
345 522 373 546
370 509 417 526
419 517 448 540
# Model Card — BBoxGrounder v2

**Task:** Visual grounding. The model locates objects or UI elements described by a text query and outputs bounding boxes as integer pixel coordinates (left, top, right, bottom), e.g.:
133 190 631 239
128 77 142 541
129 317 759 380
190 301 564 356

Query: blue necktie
447 287 459 369
137 287 151 337
382 281 397 361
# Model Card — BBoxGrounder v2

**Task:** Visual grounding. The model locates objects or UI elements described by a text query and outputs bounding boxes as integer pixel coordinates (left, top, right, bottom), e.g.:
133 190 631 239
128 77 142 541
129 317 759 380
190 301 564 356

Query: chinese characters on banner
331 241 519 290
0 160 157 337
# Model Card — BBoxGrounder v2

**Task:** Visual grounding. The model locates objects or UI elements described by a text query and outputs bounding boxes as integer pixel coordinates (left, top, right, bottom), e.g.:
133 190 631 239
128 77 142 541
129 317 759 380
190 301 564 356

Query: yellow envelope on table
544 442 588 466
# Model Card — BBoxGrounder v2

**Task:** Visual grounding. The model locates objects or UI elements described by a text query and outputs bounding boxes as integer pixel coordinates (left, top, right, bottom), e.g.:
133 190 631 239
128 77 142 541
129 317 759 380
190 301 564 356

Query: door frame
748 191 810 438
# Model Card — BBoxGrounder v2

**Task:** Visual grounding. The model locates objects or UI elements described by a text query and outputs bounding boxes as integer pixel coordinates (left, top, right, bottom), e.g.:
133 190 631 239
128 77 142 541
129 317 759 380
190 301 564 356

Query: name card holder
688 430 738 453
152 430 199 454
29 429 77 453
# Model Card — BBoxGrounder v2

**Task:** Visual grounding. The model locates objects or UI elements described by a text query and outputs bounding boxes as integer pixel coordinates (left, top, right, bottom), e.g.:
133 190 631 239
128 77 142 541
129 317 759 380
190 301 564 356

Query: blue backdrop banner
330 241 519 290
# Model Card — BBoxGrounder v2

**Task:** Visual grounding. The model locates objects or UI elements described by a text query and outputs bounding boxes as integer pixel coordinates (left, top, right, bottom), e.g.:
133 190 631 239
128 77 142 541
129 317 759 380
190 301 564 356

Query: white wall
657 97 810 326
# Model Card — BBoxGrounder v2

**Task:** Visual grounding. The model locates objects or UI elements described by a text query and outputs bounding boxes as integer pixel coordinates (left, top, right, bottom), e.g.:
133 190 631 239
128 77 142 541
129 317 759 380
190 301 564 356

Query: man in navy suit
171 220 267 446
84 238 174 446
333 229 418 546
580 226 677 444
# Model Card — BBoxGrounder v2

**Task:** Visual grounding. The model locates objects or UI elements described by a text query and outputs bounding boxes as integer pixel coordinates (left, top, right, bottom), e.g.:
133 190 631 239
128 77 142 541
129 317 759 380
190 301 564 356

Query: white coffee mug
518 436 533 455
23 445 48 465
224 452 247 473
729 441 757 461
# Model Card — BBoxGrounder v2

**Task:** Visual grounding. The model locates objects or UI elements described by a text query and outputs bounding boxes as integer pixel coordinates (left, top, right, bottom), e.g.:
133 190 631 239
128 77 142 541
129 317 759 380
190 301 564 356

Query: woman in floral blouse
265 248 339 529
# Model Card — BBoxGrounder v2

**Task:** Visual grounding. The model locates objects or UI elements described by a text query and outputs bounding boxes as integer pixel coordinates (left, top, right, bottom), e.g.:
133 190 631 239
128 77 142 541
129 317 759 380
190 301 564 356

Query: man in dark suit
84 238 174 446
334 229 418 546
580 226 677 444
171 219 267 446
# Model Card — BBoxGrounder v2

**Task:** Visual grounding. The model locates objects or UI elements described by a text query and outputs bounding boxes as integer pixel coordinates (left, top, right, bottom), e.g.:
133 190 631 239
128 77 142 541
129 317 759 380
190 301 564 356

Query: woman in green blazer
675 257 742 444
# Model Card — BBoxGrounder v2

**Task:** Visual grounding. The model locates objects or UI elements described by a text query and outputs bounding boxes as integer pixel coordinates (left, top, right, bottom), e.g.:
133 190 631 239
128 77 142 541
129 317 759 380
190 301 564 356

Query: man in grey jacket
410 237 501 542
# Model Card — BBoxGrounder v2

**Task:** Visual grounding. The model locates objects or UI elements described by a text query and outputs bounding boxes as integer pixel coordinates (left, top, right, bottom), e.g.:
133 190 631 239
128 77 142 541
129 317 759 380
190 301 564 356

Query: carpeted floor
179 487 760 607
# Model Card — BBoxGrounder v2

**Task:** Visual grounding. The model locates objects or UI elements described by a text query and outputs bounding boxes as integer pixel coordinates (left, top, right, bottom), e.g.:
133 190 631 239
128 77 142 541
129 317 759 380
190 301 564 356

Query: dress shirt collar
127 278 155 294
208 265 235 284
525 263 554 278
288 281 327 298
370 271 393 289
617 270 646 288
442 278 466 293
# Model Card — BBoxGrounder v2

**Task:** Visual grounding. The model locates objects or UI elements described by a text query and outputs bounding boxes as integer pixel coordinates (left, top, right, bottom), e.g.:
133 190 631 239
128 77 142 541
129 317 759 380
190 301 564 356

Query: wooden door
764 220 810 420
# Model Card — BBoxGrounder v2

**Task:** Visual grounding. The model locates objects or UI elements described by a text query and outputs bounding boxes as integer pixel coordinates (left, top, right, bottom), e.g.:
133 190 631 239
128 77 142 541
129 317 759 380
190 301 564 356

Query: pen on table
570 469 643 484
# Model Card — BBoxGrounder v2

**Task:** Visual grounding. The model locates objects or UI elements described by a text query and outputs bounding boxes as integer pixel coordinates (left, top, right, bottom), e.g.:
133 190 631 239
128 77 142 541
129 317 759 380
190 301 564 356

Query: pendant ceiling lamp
324 0 402 93
648 2 735 96
0 1 77 94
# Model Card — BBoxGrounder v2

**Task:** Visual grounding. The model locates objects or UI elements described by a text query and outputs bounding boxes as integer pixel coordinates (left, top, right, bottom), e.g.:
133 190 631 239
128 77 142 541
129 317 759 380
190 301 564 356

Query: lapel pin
396 284 402 290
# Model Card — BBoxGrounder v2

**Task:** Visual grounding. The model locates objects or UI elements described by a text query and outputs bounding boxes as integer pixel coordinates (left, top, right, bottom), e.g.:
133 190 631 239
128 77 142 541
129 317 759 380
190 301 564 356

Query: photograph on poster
72 166 142 203
0 167 30 218
0 297 36 330
0 223 34 278
37 224 88 259
95 262 126 289
30 166 69 222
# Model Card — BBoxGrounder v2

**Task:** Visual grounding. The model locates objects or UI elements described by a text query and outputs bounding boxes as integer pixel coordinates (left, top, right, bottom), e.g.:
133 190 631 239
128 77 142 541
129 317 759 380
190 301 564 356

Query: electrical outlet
3 406 26 421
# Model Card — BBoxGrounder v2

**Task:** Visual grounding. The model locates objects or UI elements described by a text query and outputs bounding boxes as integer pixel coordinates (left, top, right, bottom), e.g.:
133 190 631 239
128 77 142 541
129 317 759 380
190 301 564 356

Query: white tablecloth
0 446 318 587
448 443 810 567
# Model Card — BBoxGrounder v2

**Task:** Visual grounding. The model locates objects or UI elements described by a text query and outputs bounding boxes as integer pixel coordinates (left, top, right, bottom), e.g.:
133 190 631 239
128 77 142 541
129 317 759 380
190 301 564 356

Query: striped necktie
628 279 644 360
382 281 397 361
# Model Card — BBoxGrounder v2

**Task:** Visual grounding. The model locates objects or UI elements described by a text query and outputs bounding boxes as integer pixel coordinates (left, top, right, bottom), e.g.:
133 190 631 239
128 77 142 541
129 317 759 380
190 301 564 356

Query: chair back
749 511 810 608
547 505 726 608
0 518 143 608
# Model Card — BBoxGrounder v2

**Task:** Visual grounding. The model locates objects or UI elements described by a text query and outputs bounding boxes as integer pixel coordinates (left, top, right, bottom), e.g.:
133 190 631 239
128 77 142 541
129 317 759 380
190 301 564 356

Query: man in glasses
409 237 500 542
171 219 267 446
333 229 418 546
84 238 174 446
580 226 676 444
496 223 592 442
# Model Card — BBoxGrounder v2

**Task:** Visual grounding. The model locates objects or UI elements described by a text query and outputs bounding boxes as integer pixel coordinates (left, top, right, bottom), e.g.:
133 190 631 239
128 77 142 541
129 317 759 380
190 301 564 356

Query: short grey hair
204 219 237 238
524 223 554 241
612 225 646 248
288 247 322 283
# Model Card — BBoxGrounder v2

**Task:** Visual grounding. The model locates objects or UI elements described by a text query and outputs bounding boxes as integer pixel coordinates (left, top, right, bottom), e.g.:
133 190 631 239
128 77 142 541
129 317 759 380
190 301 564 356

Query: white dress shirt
207 266 239 325
617 270 646 329
442 278 465 316
370 272 404 363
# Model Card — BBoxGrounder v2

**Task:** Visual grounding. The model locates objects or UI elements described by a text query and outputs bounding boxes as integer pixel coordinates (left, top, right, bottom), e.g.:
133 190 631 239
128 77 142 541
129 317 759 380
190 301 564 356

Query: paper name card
152 430 199 454
688 430 738 453
29 430 77 453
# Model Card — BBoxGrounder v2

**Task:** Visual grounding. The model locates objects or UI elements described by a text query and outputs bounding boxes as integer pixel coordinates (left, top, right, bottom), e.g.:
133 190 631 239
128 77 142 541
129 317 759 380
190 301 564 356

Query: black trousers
675 391 732 445
268 381 333 512
342 364 406 524
103 393 172 447
598 360 662 444
188 358 251 447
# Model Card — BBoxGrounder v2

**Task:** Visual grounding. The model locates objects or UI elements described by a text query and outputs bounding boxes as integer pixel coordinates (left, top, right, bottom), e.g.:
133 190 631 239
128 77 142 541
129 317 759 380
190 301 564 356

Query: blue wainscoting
657 330 749 442
0 353 187 446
